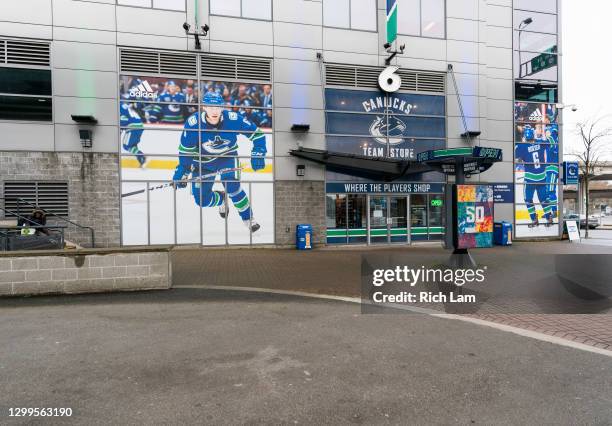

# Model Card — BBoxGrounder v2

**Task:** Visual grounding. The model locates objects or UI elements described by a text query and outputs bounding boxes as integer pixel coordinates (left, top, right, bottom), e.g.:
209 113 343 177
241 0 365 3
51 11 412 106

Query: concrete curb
177 285 612 359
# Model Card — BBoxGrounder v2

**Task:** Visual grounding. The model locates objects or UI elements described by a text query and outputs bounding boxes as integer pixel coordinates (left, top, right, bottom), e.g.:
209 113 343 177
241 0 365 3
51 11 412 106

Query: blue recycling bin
296 224 313 250
494 222 512 246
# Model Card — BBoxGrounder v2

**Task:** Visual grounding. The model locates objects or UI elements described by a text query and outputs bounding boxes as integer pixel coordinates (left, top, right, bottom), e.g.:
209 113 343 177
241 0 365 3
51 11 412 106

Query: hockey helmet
203 92 225 106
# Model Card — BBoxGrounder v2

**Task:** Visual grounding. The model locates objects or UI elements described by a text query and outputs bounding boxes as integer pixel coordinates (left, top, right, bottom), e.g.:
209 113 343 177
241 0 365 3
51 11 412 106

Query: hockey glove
172 164 189 188
251 146 267 171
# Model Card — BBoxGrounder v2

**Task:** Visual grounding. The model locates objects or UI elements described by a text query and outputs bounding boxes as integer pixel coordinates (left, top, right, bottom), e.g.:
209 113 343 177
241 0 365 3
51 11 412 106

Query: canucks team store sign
324 87 447 244
119 74 274 246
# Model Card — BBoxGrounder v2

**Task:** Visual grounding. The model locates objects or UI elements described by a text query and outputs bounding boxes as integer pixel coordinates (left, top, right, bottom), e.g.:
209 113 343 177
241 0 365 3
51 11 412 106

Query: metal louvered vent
237 58 271 81
325 65 358 86
201 55 236 79
0 39 50 67
160 52 197 76
3 181 69 218
120 49 159 74
326 64 445 94
416 72 445 93
201 55 271 82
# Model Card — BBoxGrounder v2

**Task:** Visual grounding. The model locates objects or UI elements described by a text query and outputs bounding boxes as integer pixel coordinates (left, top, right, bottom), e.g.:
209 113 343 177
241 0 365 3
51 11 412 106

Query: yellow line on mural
121 158 273 174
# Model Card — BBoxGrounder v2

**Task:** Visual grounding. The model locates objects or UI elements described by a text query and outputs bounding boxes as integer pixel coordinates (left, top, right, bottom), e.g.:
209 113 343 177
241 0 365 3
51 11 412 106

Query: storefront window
428 194 444 241
347 194 367 243
410 194 428 241
326 194 347 244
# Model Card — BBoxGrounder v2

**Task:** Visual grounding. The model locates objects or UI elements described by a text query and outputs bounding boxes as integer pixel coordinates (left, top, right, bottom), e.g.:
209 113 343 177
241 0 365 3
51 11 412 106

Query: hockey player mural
514 102 561 238
120 75 274 246
172 92 267 233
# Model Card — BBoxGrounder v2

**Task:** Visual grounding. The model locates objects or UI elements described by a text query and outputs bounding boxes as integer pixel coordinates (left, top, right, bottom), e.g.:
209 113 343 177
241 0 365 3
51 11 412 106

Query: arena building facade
0 0 561 247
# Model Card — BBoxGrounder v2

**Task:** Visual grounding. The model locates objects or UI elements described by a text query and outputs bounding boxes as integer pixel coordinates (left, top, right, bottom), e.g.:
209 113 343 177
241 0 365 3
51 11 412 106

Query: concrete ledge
0 248 171 297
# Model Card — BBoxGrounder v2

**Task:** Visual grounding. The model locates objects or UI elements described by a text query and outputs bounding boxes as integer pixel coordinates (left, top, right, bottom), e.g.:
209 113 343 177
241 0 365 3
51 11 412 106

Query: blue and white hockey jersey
147 92 187 124
178 110 266 170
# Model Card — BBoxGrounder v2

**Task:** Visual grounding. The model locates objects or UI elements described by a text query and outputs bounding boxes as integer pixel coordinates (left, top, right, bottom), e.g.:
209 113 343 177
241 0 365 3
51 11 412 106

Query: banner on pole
386 0 398 44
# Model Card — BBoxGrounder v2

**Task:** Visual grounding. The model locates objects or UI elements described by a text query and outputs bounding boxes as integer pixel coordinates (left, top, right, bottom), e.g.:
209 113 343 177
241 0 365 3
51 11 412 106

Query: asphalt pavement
1 289 611 424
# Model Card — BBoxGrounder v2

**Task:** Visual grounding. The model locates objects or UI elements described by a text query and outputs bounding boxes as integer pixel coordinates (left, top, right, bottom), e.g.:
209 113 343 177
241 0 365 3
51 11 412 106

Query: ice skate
244 219 260 233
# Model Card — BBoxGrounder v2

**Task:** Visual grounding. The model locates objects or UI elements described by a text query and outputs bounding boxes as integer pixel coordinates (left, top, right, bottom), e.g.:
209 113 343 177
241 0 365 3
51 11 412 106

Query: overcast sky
561 0 612 156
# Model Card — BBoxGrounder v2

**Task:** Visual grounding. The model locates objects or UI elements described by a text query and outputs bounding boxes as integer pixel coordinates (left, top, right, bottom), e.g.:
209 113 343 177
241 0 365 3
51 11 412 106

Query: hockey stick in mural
121 167 244 198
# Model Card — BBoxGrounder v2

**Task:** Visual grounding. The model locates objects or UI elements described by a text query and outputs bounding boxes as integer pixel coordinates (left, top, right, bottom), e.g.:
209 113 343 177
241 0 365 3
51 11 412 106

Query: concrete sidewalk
2 289 611 424
172 242 612 350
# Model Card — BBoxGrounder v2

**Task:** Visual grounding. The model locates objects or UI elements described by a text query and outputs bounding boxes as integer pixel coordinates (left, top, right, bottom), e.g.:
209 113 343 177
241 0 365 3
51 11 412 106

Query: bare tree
569 116 612 238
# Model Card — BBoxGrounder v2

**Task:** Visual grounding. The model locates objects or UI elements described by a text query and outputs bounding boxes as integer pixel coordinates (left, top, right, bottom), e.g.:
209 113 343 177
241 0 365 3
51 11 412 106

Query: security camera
183 22 191 32
201 24 210 35
571 106 578 112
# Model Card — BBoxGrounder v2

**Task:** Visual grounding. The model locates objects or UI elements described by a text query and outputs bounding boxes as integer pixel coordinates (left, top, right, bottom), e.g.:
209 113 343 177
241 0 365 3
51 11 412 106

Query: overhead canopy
417 147 503 176
290 146 503 180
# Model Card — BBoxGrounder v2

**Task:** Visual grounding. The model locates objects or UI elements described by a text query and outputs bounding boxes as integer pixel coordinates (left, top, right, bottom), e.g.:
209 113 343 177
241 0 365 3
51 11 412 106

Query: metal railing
0 204 66 251
13 198 95 248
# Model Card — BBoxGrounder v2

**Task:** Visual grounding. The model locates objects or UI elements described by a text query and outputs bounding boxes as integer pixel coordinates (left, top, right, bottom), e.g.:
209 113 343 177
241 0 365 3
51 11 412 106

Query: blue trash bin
493 222 512 246
296 224 313 250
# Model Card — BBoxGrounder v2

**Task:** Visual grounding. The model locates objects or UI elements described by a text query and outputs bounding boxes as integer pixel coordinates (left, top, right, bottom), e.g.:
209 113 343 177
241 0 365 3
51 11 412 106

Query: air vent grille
120 49 159 74
326 64 445 94
160 53 197 76
0 39 50 67
201 55 271 82
3 181 69 218
201 55 236 80
120 49 198 76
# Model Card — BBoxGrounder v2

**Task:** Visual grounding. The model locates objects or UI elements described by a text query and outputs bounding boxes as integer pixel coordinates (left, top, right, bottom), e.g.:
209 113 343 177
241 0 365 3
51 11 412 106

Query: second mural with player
513 102 560 238
119 75 274 246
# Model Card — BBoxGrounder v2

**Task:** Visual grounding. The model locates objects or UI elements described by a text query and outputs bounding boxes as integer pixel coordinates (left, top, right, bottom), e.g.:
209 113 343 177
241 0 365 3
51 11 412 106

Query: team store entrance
325 193 444 245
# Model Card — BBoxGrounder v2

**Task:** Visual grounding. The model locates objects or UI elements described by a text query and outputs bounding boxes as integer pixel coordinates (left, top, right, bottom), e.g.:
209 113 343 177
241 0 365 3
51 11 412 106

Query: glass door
369 195 388 244
389 196 409 243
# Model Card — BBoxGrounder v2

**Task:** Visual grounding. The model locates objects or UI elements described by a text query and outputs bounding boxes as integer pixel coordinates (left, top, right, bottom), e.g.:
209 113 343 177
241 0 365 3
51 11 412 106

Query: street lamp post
518 18 533 78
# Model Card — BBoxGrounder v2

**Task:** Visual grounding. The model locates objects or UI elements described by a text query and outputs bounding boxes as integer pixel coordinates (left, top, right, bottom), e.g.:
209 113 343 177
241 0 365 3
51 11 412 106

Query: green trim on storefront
327 227 445 238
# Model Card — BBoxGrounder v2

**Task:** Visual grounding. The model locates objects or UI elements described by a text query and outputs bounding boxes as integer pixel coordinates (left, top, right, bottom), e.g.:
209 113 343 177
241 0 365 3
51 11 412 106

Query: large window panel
514 50 558 82
152 0 185 11
0 96 52 121
397 0 420 36
118 0 151 7
514 10 557 34
0 68 51 96
210 0 241 17
242 0 272 20
350 0 377 31
514 0 557 14
514 31 557 54
421 0 445 38
121 182 149 246
323 0 350 28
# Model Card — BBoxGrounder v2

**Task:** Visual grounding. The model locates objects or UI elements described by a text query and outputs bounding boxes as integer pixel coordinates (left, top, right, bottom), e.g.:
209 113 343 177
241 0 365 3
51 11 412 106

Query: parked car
563 214 599 229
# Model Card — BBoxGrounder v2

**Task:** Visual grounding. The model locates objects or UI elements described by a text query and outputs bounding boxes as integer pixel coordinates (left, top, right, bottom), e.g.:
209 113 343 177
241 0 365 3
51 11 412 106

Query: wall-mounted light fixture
183 22 209 50
296 164 306 177
71 115 98 149
291 124 310 132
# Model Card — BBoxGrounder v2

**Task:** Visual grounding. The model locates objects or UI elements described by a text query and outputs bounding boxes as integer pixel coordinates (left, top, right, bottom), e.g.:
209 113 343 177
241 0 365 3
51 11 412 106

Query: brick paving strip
172 242 612 351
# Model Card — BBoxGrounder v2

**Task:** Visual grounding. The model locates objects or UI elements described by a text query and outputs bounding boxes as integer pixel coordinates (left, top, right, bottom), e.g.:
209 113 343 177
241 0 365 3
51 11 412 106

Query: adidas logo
529 109 543 121
129 81 157 100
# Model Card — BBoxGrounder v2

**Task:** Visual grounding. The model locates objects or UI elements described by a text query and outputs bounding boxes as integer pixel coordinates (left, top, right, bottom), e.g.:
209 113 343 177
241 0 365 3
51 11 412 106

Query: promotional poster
120 75 274 245
456 185 494 249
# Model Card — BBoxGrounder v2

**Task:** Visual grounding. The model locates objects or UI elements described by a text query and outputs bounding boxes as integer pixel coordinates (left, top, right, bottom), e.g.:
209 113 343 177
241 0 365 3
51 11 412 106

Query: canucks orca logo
203 135 233 154
369 116 407 145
